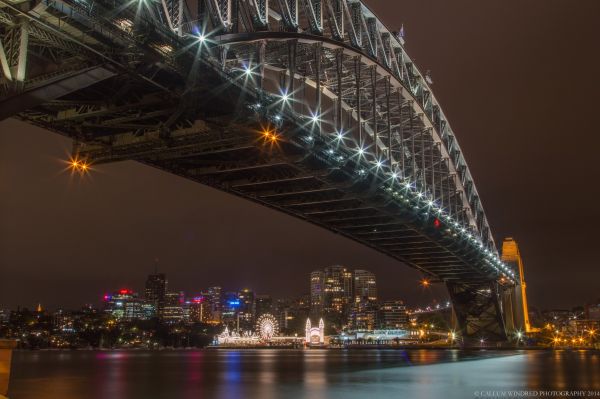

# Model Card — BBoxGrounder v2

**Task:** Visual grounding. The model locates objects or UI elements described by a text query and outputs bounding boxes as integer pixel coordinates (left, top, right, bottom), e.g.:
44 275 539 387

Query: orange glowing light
420 279 430 287
67 157 91 174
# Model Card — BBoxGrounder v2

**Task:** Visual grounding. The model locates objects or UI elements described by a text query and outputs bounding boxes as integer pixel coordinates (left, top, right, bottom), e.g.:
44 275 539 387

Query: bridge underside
0 0 516 341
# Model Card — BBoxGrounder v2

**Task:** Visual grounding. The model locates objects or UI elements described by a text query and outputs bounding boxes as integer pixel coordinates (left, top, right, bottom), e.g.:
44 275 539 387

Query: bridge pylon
501 237 538 335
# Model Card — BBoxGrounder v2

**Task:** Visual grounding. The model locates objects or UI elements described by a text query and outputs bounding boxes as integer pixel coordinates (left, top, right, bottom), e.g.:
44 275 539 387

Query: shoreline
10 346 598 352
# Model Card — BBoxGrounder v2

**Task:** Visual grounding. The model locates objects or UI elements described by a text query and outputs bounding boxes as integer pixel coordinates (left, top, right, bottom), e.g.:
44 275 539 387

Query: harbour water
8 349 600 399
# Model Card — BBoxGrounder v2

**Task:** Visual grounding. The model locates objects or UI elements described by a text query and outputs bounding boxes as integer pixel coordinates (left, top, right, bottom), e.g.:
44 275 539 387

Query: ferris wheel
256 314 279 341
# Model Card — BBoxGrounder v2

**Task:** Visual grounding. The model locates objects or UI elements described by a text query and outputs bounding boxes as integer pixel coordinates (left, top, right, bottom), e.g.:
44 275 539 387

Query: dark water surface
8 349 600 398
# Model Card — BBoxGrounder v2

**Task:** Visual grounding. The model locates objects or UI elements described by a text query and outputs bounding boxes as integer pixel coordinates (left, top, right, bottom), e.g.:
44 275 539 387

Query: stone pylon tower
501 237 536 334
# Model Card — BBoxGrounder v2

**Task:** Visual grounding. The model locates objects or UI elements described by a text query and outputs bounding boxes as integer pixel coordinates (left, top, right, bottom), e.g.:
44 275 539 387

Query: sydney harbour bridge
0 0 526 341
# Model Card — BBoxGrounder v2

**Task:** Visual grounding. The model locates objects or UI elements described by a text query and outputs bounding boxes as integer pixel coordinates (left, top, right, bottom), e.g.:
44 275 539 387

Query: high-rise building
379 300 408 329
161 291 184 323
222 291 240 328
322 265 353 314
238 288 255 330
104 289 147 321
310 265 353 330
145 273 167 316
207 286 222 323
354 270 377 303
255 295 273 317
310 270 324 311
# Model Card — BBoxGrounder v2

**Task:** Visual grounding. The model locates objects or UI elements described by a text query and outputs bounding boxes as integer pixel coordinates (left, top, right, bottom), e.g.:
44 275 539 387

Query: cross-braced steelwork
0 0 519 341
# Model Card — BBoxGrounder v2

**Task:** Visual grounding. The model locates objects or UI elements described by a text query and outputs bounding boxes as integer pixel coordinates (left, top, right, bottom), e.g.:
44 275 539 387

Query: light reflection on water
8 349 600 399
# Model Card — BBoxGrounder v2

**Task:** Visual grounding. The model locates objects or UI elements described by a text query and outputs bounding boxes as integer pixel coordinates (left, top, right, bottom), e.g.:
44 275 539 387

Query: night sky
1 0 599 311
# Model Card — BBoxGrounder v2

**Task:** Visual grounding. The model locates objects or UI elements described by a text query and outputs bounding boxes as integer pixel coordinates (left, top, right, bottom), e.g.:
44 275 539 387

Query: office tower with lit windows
379 300 409 329
238 288 255 330
322 265 353 314
310 270 324 312
145 273 167 316
310 265 353 330
161 291 184 323
207 286 222 323
353 270 377 303
104 289 147 321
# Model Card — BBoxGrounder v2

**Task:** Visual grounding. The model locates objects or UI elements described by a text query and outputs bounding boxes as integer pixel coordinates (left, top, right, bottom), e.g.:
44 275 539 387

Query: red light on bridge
433 218 441 229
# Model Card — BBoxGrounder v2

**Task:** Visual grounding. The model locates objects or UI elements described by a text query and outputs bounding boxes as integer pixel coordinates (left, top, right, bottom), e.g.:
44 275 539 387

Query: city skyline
2 0 600 312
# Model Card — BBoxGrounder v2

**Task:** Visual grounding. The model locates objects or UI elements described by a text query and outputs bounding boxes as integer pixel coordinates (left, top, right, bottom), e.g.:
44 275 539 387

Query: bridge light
420 279 430 287
335 131 345 140
279 91 290 103
68 157 91 174
357 147 365 156
391 172 398 179
375 160 383 168
416 192 423 198
433 218 441 229
427 200 434 207
310 113 320 123
274 115 282 121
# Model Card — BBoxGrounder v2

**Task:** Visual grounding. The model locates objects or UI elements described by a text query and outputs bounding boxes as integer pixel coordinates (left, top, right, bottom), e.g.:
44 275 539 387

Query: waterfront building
354 270 377 303
586 302 600 320
310 265 353 330
349 301 379 331
350 269 378 330
380 300 409 329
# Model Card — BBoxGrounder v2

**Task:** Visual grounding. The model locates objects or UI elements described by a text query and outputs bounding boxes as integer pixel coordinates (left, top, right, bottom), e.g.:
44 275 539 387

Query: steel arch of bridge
0 0 519 341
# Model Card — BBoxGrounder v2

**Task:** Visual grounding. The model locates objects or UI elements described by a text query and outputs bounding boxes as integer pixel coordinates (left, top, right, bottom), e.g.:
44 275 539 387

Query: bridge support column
0 340 17 399
447 282 507 344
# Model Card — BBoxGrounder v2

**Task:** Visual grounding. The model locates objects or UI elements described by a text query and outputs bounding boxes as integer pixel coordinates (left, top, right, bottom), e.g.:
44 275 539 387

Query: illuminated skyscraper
104 289 147 321
322 265 353 314
310 265 353 330
353 270 377 303
207 286 222 323
145 273 167 316
310 270 324 311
